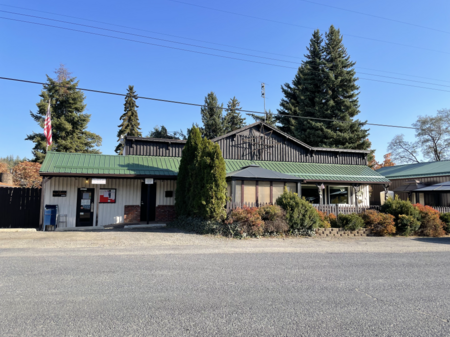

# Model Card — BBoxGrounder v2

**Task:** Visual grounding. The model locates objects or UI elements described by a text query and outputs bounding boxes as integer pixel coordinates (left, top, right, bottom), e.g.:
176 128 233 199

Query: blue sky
1 0 449 162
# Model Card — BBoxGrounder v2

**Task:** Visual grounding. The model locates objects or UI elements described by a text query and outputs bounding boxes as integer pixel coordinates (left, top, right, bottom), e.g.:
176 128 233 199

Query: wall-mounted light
85 178 89 184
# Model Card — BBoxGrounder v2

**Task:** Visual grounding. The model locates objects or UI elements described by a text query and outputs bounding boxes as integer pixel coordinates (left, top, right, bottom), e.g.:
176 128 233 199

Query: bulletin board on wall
99 188 116 204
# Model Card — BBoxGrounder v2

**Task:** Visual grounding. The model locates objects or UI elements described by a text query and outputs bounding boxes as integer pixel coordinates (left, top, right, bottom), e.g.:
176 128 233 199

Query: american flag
44 100 52 149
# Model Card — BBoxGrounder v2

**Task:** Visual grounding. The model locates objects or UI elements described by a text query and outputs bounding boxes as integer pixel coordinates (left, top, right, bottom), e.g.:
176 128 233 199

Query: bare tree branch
387 134 421 164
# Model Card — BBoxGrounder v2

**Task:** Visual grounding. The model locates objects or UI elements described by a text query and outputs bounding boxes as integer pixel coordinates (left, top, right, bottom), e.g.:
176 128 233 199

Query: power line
4 9 450 89
2 5 450 84
297 0 450 35
0 76 422 130
166 0 450 55
0 3 302 60
3 17 450 93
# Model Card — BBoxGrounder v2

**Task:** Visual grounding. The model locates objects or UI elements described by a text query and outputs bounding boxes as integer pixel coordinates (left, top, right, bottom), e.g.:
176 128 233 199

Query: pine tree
223 97 246 133
277 27 369 150
26 65 102 163
250 109 277 126
115 85 142 154
175 126 203 217
201 92 224 139
278 30 326 136
320 25 369 149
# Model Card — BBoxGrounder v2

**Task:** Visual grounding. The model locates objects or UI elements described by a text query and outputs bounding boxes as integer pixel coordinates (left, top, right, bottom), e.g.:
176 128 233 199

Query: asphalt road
1 245 450 336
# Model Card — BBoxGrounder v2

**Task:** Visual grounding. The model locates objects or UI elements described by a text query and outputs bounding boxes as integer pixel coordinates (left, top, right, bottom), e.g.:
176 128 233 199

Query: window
235 181 242 203
273 182 284 203
302 185 320 204
165 191 173 198
244 181 256 204
258 181 270 204
227 182 232 198
329 186 349 204
286 182 296 193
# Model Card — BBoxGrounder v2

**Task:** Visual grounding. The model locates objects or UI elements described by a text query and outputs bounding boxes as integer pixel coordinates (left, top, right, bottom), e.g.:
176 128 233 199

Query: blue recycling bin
44 205 59 230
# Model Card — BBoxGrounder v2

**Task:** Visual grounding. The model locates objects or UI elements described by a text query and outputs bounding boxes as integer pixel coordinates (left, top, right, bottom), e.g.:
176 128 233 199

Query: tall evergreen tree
321 26 369 149
223 97 246 133
26 65 102 163
277 30 326 136
175 126 203 217
277 27 369 149
115 85 142 154
201 92 224 139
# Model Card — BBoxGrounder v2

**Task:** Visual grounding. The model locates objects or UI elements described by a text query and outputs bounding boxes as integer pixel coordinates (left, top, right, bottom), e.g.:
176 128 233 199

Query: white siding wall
156 180 176 206
43 177 141 227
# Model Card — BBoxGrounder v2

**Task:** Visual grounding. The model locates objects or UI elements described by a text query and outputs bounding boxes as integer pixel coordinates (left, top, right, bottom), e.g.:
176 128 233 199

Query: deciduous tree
12 162 42 188
387 134 420 164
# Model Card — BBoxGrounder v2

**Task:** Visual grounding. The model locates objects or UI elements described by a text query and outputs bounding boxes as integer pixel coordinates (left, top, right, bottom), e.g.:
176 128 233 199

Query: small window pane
302 185 320 204
235 181 241 204
273 182 284 204
286 182 296 193
227 182 231 198
258 181 270 204
244 181 256 204
329 187 349 204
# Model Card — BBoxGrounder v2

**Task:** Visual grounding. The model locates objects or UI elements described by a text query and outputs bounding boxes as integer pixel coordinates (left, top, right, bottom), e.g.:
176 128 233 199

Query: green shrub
360 210 396 236
338 213 365 231
440 213 450 233
380 195 419 224
276 188 320 234
398 214 421 236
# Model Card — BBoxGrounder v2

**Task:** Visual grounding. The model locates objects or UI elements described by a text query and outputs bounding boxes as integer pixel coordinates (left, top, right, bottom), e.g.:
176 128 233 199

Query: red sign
99 188 116 203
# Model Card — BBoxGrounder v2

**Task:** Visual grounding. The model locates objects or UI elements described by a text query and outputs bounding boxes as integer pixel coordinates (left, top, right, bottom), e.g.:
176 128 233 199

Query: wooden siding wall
125 126 367 165
126 140 184 157
370 175 450 206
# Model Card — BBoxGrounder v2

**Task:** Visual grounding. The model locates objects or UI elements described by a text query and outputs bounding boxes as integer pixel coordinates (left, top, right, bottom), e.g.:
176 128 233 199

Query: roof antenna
261 82 266 122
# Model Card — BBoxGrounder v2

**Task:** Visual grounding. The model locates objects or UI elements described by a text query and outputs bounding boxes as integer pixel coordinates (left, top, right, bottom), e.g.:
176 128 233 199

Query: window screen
258 181 271 204
286 182 296 193
244 181 256 204
273 182 284 204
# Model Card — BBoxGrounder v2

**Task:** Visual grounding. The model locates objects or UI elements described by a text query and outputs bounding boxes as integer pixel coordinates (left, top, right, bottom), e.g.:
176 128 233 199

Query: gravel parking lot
1 230 450 336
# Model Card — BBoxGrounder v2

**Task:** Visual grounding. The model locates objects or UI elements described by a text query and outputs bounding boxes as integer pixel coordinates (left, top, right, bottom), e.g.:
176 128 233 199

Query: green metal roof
376 161 450 180
40 152 390 184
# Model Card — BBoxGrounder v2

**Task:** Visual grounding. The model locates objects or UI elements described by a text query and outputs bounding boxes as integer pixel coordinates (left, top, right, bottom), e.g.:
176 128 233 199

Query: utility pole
261 83 266 122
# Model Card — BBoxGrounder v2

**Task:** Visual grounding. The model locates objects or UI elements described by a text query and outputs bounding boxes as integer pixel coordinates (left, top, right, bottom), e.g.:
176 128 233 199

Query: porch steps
315 228 372 237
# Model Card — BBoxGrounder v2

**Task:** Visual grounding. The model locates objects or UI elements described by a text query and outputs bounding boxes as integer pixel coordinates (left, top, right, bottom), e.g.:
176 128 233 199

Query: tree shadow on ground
413 237 450 245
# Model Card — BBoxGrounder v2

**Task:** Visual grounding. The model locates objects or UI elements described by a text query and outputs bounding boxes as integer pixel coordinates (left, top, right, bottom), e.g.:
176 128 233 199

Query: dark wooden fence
0 188 41 228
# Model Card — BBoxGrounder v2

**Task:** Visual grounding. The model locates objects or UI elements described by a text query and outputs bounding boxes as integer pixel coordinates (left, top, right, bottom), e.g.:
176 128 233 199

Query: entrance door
140 182 157 222
76 188 95 227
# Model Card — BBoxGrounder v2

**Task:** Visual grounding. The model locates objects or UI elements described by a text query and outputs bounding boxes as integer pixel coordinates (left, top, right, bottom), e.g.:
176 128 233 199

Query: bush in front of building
397 215 421 236
317 210 331 228
413 204 446 237
225 206 265 237
380 196 419 227
327 213 338 228
440 213 450 234
276 188 320 235
258 205 289 234
360 210 396 236
337 213 365 231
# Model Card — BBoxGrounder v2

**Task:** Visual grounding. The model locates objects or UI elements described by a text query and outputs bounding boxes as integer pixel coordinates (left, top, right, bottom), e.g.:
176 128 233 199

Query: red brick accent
124 205 140 223
155 205 176 222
